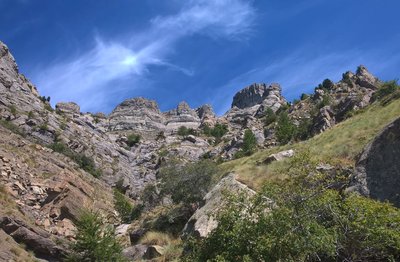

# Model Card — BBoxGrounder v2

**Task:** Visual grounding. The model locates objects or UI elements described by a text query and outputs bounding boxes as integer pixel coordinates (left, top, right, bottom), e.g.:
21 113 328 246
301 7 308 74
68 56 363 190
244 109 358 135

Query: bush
177 126 197 136
0 119 26 137
49 142 102 178
294 118 313 141
263 108 277 126
241 129 257 156
66 211 125 262
159 160 217 205
186 154 400 262
276 112 296 144
318 94 331 109
372 80 399 102
203 123 228 143
113 190 133 223
127 133 140 147
9 105 17 116
300 93 309 100
322 78 334 90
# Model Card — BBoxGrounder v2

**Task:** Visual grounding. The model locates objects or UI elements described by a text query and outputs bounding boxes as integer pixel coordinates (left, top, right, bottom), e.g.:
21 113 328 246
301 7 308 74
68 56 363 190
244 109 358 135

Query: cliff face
1 39 396 260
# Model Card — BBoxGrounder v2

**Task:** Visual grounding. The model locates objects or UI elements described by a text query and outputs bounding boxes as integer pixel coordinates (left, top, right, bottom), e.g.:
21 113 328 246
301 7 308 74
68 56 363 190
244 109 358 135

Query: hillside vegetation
221 97 400 190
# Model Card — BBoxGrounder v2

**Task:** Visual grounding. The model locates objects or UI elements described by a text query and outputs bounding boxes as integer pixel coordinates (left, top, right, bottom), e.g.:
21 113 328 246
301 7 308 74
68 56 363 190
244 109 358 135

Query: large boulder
350 117 400 207
182 174 255 238
231 83 286 112
55 102 80 116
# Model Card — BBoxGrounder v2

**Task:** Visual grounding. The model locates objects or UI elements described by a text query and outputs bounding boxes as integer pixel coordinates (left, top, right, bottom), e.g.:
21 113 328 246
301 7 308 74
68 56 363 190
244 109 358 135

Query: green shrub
9 105 17 116
322 78 334 90
372 80 399 102
38 122 48 132
66 210 125 262
318 94 331 109
0 119 25 137
203 123 228 143
241 129 257 156
113 190 133 223
49 142 102 178
187 154 400 262
276 112 296 144
263 108 277 126
159 160 217 205
300 93 309 100
177 126 197 136
294 117 313 141
44 103 54 112
127 133 141 147
27 111 34 119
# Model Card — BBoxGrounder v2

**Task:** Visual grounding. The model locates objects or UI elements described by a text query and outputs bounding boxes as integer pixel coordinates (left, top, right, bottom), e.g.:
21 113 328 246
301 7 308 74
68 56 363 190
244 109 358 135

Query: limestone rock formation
351 117 400 207
231 83 286 112
55 102 80 116
182 174 255 238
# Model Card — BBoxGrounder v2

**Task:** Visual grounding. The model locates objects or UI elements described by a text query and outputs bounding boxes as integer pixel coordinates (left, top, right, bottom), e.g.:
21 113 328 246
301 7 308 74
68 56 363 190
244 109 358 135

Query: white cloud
33 0 256 112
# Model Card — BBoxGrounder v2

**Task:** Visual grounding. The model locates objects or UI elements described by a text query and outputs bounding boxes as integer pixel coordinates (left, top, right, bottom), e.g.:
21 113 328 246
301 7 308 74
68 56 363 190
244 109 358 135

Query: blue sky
1 0 400 115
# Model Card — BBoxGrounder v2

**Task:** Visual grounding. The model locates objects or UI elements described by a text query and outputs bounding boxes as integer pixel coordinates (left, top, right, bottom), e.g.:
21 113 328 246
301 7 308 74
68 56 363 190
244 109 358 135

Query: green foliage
187 154 400 262
263 108 277 126
177 126 197 136
9 105 17 116
203 123 228 143
66 211 125 262
235 129 257 158
38 122 48 132
49 142 102 178
294 117 313 141
159 160 217 205
113 189 133 223
127 133 140 147
44 103 54 112
318 94 331 109
300 93 309 100
276 112 296 145
39 96 51 103
27 111 34 119
322 78 334 90
372 80 400 103
0 119 26 137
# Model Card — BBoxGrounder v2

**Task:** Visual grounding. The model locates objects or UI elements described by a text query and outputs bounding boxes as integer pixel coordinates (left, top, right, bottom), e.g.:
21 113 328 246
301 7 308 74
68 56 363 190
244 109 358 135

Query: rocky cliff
1 39 397 261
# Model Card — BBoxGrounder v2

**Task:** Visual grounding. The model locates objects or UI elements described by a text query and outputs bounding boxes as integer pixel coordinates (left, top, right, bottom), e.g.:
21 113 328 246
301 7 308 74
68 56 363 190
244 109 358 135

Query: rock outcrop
231 83 286 112
182 174 255 238
351 117 400 207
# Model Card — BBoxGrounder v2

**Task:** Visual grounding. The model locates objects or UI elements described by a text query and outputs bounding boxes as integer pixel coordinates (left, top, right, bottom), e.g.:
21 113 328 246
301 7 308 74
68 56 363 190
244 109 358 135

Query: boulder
0 216 65 260
122 244 147 261
182 174 255 239
263 149 295 164
350 117 400 207
55 102 80 115
231 83 286 112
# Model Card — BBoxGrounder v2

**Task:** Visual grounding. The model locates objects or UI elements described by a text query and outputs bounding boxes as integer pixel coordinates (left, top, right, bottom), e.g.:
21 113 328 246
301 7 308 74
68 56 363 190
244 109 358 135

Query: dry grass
220 99 400 190
139 231 183 261
139 231 173 246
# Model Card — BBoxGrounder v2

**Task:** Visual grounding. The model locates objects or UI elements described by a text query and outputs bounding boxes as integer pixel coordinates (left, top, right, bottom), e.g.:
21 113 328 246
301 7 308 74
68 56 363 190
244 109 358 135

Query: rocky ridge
0 39 393 261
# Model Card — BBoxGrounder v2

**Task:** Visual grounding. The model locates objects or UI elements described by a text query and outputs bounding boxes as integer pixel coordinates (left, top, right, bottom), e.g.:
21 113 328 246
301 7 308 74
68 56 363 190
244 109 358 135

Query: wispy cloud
33 0 256 112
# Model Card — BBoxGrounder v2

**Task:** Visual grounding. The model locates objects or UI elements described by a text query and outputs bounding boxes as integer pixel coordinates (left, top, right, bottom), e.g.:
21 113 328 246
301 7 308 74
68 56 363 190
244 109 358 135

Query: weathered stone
55 102 80 115
182 174 255 239
263 149 294 164
351 117 400 207
232 83 286 112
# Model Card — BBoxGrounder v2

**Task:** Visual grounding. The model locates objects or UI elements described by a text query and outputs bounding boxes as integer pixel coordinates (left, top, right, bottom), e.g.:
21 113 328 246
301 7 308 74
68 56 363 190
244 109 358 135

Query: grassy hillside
221 98 400 190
